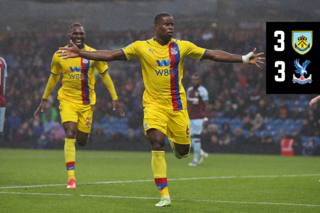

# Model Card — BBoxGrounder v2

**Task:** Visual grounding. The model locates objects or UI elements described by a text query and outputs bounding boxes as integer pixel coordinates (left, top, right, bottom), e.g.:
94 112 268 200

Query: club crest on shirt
83 59 89 64
195 92 199 97
171 47 178 55
144 122 149 129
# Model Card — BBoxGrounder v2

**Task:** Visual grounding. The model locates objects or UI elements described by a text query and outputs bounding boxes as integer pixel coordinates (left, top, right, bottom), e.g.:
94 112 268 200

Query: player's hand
57 40 80 59
248 48 265 68
34 99 47 116
309 97 319 108
112 100 125 117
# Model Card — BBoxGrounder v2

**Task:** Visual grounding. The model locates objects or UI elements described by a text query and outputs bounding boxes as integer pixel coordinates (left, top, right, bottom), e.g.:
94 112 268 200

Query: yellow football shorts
143 106 191 145
59 101 94 133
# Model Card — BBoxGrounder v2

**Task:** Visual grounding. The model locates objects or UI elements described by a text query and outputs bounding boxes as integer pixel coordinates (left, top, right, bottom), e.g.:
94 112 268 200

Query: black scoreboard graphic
266 22 320 94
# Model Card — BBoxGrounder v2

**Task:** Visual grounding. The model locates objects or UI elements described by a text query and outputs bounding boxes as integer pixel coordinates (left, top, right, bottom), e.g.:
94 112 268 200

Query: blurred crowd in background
0 28 319 155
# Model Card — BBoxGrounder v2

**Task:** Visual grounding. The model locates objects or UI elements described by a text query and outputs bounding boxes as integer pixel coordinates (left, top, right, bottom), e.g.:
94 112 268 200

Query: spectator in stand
249 88 261 106
278 100 288 119
43 115 55 133
12 127 28 145
8 110 21 132
223 100 236 119
87 126 108 149
127 106 144 129
289 106 302 120
288 130 302 155
310 120 320 137
300 106 309 119
212 99 222 112
261 135 275 144
235 98 248 118
265 103 278 120
38 132 49 149
233 128 246 144
242 116 253 130
109 131 126 144
256 99 268 117
276 129 287 145
245 130 261 144
251 113 265 131
299 119 312 136
302 139 317 156
219 123 233 145
127 129 139 143
50 122 65 142
26 128 38 149
40 104 59 123
32 118 43 138
202 124 219 145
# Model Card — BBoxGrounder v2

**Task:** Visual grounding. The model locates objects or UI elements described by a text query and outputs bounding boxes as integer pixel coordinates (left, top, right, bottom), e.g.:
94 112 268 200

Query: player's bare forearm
203 50 242 63
203 48 265 68
43 74 60 99
79 49 125 61
58 40 125 61
309 95 320 107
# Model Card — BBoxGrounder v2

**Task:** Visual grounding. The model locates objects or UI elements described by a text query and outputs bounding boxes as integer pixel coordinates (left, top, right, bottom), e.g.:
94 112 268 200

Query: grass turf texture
0 149 319 213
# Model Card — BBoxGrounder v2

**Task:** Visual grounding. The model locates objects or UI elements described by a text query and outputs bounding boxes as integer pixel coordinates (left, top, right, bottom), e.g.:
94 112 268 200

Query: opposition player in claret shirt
58 13 265 207
34 23 124 189
187 73 209 166
0 57 8 133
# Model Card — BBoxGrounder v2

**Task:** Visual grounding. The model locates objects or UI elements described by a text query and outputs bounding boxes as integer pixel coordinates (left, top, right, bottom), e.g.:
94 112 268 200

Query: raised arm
309 95 320 108
203 48 265 68
57 40 125 61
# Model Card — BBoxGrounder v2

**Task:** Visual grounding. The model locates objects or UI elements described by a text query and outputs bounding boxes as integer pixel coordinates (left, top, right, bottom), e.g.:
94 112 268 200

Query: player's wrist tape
242 52 254 64
204 117 208 121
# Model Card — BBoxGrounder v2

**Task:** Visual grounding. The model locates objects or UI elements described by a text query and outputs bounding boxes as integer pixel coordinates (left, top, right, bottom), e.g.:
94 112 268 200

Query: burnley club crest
292 31 312 55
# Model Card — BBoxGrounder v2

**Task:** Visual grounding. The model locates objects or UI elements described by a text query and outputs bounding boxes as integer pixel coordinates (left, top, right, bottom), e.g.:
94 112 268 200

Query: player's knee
65 130 76 139
77 138 88 147
177 146 190 157
151 139 165 151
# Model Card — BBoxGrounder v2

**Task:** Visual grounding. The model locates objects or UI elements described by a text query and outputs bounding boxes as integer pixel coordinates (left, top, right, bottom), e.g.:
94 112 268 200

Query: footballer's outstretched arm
309 95 320 107
57 40 125 61
203 48 265 68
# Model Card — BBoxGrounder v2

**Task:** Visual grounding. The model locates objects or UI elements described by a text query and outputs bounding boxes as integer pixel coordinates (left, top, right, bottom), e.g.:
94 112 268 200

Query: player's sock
64 138 76 181
200 149 204 156
193 138 201 162
152 151 169 197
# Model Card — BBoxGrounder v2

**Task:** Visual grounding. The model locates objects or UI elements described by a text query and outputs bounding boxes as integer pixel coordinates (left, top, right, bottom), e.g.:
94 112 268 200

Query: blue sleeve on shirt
199 86 209 101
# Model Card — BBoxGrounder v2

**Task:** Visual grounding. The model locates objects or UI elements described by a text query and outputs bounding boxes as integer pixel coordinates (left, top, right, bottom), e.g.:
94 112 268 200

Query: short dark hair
154 12 172 24
192 73 200 78
69 22 83 32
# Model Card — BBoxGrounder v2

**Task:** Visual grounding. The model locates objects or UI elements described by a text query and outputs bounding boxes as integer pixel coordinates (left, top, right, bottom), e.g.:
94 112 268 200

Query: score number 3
274 30 285 82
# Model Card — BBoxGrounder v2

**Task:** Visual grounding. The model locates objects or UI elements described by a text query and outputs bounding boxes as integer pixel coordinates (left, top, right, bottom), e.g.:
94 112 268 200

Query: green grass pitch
0 148 319 213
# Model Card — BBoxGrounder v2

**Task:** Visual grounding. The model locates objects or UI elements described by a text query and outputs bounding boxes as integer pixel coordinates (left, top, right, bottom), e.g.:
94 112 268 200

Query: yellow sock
64 138 76 181
152 151 169 197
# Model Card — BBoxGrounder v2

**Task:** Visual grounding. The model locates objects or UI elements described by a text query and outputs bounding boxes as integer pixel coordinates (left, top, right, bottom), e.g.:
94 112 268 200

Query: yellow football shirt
51 44 109 105
121 38 207 111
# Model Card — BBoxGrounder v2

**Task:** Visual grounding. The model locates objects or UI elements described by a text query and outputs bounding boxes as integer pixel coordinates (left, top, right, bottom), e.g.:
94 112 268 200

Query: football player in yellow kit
34 23 124 189
58 13 264 206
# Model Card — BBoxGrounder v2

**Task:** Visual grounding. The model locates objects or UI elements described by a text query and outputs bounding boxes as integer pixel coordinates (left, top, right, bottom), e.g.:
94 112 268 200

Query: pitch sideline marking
0 173 319 189
0 192 319 207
